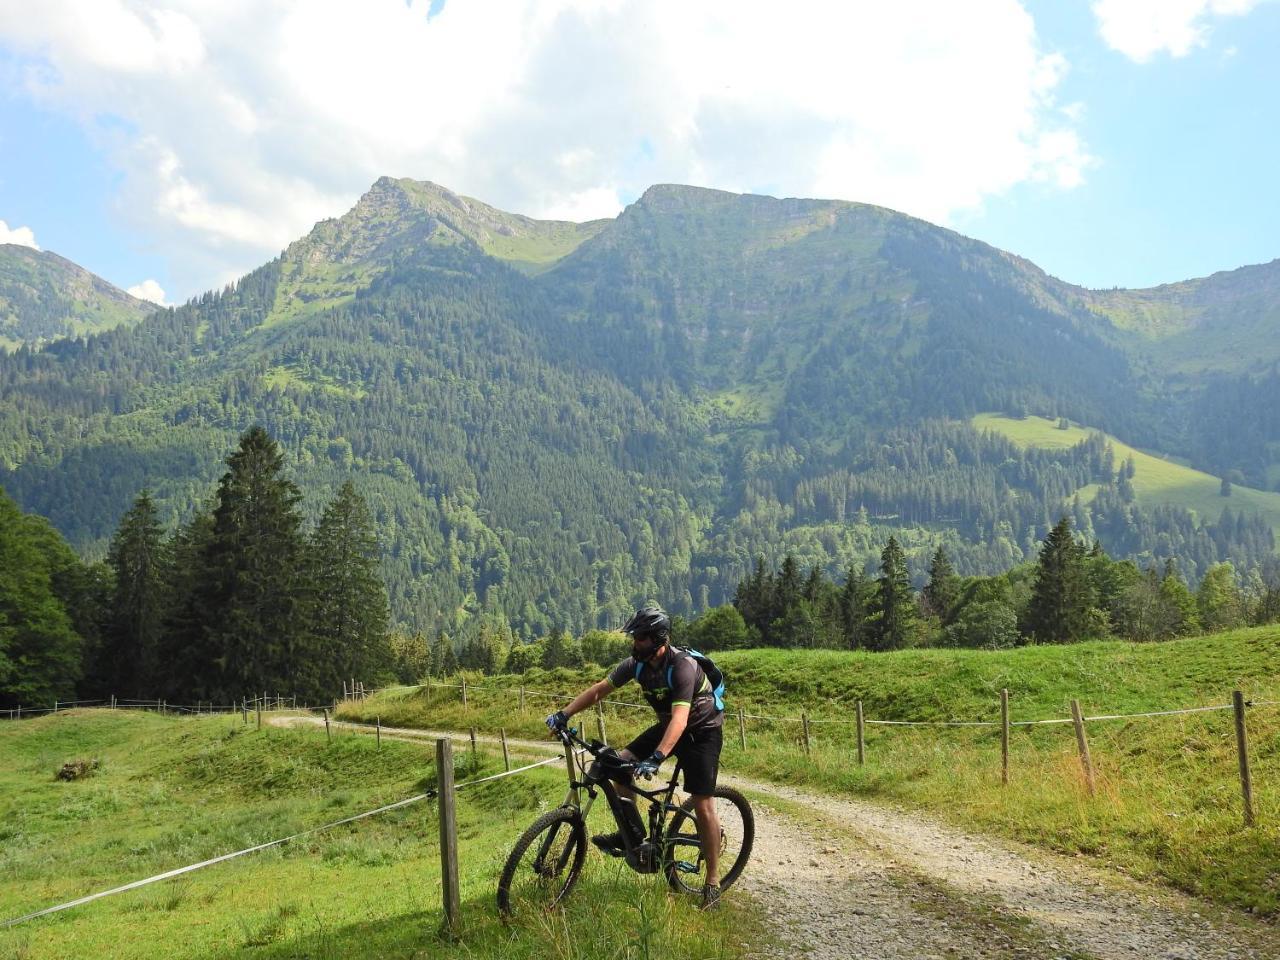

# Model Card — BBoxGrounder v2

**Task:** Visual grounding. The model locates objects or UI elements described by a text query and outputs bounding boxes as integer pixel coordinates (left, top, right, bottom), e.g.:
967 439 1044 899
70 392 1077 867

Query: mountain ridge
0 244 155 350
1 176 1278 637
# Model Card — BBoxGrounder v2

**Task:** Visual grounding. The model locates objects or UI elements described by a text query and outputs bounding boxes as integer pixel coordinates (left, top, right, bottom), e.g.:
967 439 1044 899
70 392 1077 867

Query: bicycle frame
557 727 686 871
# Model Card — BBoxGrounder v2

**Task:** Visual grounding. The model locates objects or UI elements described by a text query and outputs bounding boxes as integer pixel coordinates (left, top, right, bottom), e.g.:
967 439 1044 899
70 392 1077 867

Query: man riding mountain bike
546 604 726 909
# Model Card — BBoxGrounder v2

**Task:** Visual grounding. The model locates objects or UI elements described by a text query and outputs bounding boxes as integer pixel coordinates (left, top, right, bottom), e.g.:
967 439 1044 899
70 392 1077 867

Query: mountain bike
496 724 754 916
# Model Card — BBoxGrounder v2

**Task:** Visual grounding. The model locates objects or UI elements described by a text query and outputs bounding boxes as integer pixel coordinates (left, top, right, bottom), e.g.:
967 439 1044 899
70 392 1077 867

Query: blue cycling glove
634 749 665 780
545 710 569 732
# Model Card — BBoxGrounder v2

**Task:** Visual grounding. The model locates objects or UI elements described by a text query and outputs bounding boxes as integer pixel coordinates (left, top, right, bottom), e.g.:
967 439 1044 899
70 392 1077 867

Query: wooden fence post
110 694 116 711
737 707 747 750
242 698 247 725
1000 689 1010 786
469 727 478 772
856 700 865 766
53 700 59 714
376 716 382 749
256 699 262 731
436 739 461 935
500 728 511 771
596 702 607 745
1070 699 1095 796
519 685 526 714
1233 691 1255 827
801 712 811 757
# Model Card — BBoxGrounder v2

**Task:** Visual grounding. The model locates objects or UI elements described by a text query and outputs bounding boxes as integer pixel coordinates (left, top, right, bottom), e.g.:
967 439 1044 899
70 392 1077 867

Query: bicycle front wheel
496 806 588 917
663 786 754 895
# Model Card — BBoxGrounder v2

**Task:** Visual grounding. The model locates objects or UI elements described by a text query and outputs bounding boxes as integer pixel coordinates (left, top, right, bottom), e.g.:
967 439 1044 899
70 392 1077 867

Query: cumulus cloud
126 278 169 305
0 220 40 249
1092 0 1262 62
0 0 1091 298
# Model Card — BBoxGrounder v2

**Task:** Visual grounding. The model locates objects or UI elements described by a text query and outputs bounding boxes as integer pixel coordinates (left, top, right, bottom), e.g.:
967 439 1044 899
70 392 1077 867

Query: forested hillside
0 245 154 350
1 178 1278 638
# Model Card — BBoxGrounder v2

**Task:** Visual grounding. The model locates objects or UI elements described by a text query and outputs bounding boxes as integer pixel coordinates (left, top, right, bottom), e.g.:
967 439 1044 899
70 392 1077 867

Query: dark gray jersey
606 646 724 730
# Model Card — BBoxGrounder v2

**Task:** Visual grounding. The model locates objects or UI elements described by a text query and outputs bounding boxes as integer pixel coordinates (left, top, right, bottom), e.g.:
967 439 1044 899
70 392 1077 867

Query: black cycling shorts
626 722 722 796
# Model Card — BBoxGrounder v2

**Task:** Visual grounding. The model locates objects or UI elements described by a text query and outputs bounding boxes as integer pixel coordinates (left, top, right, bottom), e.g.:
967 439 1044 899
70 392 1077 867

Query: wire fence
331 673 1269 831
1 737 571 931
4 670 1273 935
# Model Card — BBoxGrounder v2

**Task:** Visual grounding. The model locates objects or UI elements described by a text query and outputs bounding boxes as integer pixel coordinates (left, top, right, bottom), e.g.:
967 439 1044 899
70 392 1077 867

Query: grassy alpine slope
341 627 1280 917
975 412 1280 537
0 710 761 960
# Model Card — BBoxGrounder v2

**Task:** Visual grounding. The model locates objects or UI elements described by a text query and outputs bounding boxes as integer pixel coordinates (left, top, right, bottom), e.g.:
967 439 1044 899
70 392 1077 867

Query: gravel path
271 715 1277 959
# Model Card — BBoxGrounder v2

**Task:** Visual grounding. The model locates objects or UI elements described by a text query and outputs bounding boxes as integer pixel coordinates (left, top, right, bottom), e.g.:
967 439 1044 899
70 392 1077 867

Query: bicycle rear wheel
496 806 588 917
663 786 754 894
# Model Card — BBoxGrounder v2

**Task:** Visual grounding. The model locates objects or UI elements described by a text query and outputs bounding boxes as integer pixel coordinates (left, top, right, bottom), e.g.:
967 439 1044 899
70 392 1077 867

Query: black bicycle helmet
622 604 671 639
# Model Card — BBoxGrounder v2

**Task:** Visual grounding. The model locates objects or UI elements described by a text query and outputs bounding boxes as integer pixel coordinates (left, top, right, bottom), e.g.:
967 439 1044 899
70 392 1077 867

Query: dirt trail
271 715 1277 959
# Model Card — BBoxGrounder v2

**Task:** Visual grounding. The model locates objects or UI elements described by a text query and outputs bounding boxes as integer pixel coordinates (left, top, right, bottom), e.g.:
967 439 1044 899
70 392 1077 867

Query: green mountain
1078 259 1280 375
0 245 155 351
1 178 1276 637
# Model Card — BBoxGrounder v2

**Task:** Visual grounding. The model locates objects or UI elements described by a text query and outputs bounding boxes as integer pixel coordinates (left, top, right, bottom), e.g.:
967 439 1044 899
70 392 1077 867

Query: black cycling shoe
591 831 626 857
700 883 722 911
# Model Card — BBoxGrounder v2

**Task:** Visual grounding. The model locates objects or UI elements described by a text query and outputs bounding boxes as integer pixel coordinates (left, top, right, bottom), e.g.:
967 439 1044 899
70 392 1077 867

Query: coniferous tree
839 564 875 650
432 632 458 676
922 547 960 622
1158 559 1199 637
201 427 311 701
1025 517 1092 643
733 556 773 638
870 537 916 651
309 481 391 692
104 491 167 696
158 504 216 698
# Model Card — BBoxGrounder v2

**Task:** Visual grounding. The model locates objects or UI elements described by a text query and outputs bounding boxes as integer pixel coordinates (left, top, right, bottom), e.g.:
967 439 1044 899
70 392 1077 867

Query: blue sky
1 1 1277 304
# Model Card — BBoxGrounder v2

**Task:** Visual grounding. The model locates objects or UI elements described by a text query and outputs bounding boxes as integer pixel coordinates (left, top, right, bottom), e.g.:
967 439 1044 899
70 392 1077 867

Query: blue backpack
636 646 726 712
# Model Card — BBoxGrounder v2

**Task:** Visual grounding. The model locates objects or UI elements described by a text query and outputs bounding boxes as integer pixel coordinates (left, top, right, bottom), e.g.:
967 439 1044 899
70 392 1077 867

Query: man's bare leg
691 794 721 886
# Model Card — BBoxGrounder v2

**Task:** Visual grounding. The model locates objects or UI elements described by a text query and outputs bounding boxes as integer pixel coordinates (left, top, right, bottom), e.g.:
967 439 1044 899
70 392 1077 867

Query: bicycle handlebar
553 724 639 770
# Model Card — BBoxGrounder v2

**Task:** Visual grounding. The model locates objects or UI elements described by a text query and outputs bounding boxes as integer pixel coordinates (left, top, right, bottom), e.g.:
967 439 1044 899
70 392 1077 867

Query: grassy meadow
974 412 1280 537
341 627 1280 917
0 710 763 960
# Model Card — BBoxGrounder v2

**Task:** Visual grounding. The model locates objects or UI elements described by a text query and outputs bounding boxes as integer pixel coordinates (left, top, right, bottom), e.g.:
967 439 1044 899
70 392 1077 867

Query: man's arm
562 679 613 718
655 703 690 756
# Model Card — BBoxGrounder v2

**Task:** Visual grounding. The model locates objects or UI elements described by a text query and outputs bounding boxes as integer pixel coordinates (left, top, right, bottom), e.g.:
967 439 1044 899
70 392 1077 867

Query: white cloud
126 278 169 305
0 220 39 249
0 0 1091 298
1092 0 1262 62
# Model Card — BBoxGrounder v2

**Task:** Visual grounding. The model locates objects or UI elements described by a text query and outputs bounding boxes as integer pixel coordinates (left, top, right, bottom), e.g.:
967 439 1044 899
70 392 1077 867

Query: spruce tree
1025 517 1092 643
158 504 216 698
870 537 916 651
309 481 391 693
201 427 311 701
839 563 874 650
1157 559 1199 637
104 491 167 696
432 633 458 676
922 547 960 623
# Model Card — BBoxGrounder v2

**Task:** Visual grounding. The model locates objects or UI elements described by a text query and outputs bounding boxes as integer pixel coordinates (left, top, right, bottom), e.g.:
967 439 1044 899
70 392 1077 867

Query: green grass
975 412 1280 537
344 627 1280 917
0 710 763 960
